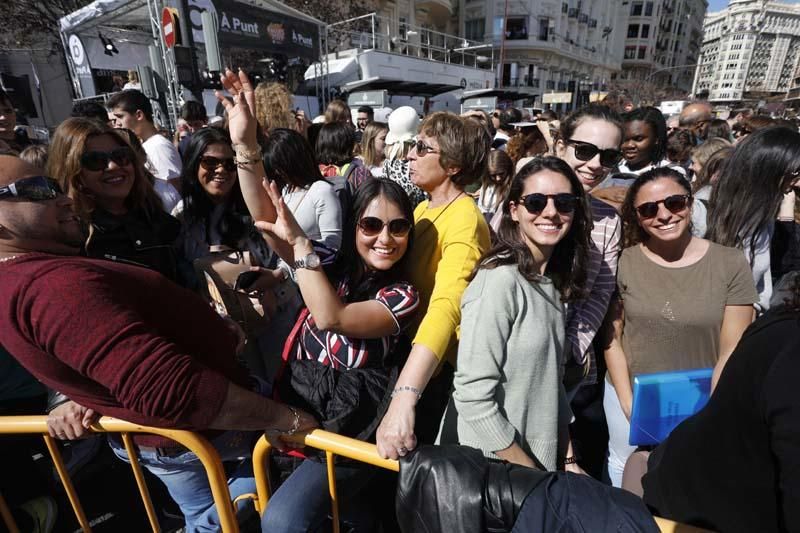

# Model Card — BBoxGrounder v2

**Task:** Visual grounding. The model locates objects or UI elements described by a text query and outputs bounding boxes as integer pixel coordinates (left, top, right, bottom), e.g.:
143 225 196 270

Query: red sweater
0 254 250 446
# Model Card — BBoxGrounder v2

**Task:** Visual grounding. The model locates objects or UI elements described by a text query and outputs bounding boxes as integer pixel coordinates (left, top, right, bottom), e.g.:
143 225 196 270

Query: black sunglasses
0 176 63 201
519 193 578 215
412 139 439 157
80 147 134 172
635 194 691 219
565 139 623 168
199 156 237 172
357 216 412 237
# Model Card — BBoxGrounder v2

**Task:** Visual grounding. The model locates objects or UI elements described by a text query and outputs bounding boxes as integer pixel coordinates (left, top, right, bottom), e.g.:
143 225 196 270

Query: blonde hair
361 121 388 167
46 117 162 220
324 100 352 125
254 82 295 132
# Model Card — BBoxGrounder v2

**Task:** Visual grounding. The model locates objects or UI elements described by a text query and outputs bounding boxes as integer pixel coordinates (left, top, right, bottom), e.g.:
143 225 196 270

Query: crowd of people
1 71 799 533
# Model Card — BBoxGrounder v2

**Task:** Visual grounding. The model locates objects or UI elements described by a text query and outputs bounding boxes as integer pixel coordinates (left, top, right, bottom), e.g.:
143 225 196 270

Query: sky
708 0 800 11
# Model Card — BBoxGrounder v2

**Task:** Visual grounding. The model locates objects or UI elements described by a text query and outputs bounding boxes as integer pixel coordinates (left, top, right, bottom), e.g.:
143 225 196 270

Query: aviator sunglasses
80 146 134 172
635 194 691 219
565 139 623 168
199 156 238 172
412 139 439 157
0 176 63 201
518 193 578 215
357 216 412 237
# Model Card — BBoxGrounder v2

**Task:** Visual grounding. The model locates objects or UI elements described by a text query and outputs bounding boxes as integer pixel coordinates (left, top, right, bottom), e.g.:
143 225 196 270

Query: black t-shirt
643 309 800 533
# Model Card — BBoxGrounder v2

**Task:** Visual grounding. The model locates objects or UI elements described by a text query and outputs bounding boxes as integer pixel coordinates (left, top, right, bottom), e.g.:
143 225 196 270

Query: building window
546 80 556 89
562 2 568 13
627 24 640 38
641 24 650 38
638 46 647 59
625 46 637 59
506 17 528 40
631 2 643 16
465 19 485 41
538 18 550 41
645 2 653 16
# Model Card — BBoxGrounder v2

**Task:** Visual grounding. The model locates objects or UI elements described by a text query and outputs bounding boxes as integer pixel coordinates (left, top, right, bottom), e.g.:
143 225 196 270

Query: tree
0 0 94 55
281 0 377 25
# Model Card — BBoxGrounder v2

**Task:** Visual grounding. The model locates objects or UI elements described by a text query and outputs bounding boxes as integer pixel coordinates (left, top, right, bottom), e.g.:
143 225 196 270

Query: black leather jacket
84 207 182 282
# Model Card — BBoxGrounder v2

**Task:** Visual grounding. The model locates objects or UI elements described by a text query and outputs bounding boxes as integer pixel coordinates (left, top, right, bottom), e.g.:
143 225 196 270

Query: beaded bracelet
563 456 579 465
391 385 422 400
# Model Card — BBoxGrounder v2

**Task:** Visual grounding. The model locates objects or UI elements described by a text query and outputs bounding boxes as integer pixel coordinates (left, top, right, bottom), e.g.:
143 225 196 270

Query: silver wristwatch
293 253 321 270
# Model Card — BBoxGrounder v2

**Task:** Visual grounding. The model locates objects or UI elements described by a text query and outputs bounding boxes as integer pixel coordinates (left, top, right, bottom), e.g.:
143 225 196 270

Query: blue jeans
261 458 376 533
110 430 259 533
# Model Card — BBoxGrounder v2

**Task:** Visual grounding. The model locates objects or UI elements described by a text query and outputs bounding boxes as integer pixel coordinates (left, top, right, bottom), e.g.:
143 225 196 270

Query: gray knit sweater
437 264 571 471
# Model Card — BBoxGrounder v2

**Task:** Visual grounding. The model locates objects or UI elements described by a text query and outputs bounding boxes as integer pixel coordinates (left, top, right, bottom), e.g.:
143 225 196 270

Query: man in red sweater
0 156 317 531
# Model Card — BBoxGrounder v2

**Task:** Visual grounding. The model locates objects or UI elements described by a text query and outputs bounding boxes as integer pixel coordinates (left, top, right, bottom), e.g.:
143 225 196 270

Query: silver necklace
0 255 22 263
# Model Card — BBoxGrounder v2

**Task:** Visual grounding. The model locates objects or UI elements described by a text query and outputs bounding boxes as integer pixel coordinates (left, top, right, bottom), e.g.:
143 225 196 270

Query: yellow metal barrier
0 416 240 533
251 430 704 533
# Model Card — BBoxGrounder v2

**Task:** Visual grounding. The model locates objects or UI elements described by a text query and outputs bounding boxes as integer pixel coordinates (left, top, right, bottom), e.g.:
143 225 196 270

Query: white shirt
143 134 182 181
153 179 181 214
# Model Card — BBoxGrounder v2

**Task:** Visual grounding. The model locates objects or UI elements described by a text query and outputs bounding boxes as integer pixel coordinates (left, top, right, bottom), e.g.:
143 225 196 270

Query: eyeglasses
565 139 623 168
0 176 63 201
635 194 691 219
80 147 134 172
357 216 412 237
519 193 579 215
199 156 237 172
412 139 439 157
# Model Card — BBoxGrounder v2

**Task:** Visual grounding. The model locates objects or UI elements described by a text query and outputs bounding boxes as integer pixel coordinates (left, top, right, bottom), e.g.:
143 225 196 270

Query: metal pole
498 0 509 88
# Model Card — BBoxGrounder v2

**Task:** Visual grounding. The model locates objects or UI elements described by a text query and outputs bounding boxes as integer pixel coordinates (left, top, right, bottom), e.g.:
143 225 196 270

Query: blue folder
628 368 713 446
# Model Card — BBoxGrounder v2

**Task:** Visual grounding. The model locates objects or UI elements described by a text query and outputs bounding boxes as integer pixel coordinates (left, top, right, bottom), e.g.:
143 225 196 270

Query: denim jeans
261 459 376 533
110 430 259 533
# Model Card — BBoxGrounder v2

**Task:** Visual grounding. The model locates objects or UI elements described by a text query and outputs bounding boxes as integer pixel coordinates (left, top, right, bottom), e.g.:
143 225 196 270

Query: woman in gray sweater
438 156 592 472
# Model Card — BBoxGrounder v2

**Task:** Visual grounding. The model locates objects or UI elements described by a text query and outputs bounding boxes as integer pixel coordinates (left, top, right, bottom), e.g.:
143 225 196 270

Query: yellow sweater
408 195 491 367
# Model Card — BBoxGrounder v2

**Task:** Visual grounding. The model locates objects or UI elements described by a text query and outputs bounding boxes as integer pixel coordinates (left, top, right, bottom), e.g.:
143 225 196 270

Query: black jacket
84 207 182 282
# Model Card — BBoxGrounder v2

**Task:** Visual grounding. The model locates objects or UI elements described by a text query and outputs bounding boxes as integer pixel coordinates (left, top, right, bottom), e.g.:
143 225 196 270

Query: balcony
414 0 453 23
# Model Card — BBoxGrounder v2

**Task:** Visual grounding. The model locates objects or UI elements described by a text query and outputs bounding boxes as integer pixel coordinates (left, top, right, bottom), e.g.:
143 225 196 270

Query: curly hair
506 129 547 166
620 167 693 248
473 155 593 302
46 117 162 220
254 82 295 132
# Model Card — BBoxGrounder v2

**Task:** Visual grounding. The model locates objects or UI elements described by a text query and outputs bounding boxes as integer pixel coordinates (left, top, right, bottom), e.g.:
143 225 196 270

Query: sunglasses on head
565 139 623 168
0 175 63 202
635 194 691 219
357 216 412 237
199 156 238 172
412 139 438 157
518 193 578 215
80 146 134 172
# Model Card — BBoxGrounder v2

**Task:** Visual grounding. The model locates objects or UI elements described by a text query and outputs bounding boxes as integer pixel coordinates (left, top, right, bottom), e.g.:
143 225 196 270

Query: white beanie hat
385 106 420 145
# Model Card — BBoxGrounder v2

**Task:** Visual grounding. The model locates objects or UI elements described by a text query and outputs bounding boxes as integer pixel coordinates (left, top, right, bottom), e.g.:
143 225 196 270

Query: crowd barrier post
0 416 239 533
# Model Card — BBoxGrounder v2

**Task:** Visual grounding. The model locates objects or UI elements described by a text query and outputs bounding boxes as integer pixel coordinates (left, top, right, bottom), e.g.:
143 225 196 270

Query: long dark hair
707 126 800 262
622 106 668 163
331 178 415 302
473 156 592 302
262 128 325 190
620 167 693 247
179 128 250 247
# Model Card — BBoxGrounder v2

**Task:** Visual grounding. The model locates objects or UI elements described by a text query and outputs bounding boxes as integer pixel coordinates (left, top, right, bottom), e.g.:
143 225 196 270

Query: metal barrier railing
0 416 239 533
0 416 701 533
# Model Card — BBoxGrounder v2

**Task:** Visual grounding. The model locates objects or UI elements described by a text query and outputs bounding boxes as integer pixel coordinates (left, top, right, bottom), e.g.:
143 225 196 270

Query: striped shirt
565 196 622 385
292 280 420 370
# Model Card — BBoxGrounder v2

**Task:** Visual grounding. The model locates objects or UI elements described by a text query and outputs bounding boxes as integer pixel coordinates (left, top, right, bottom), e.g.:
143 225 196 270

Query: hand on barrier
47 401 98 440
376 395 417 460
265 405 319 452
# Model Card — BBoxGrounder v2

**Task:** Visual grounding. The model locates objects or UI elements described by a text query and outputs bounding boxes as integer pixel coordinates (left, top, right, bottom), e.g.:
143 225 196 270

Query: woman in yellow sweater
376 112 492 459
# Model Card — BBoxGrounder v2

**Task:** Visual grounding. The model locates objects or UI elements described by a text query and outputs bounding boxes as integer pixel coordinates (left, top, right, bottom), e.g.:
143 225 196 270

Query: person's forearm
495 442 537 468
292 238 346 329
208 382 295 432
605 344 633 417
777 192 796 221
393 343 441 404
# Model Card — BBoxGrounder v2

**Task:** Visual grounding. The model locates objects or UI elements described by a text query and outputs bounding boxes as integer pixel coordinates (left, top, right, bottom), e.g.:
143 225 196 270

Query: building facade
454 0 630 109
617 0 707 94
693 0 800 103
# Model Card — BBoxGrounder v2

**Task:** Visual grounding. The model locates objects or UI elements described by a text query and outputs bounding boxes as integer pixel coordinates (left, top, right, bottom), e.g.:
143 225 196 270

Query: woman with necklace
375 112 492 460
603 167 757 487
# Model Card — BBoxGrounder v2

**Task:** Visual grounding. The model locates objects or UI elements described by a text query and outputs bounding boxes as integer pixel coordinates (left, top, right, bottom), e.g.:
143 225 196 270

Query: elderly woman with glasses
604 167 757 487
375 112 492 460
47 117 182 281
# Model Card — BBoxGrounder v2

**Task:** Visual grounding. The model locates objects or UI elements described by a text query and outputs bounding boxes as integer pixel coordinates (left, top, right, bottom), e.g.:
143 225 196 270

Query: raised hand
215 68 258 147
254 180 309 247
